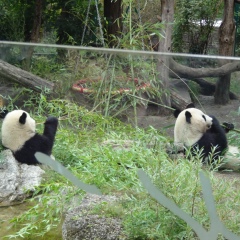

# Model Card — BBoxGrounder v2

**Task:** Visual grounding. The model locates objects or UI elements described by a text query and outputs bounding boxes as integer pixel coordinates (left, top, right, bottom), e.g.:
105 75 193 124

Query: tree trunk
104 0 122 47
0 60 54 92
170 90 194 111
22 0 43 71
157 0 174 115
215 0 235 104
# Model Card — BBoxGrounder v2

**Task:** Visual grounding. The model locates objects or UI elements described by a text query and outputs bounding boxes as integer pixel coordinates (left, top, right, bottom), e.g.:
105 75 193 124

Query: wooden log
169 79 194 111
170 90 195 111
0 59 54 92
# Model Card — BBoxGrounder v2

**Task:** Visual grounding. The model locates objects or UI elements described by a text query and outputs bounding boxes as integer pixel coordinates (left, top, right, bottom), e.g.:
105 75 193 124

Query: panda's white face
174 108 212 147
1 110 36 151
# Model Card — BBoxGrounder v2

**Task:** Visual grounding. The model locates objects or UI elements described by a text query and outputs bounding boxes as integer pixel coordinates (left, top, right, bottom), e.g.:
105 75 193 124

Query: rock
62 194 124 240
0 149 45 206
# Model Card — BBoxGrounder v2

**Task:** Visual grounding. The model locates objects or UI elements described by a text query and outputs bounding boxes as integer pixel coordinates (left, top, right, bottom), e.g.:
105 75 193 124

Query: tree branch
0 60 54 92
169 58 240 78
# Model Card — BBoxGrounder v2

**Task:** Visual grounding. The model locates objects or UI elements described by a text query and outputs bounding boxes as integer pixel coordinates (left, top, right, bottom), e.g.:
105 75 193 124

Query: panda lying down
0 110 58 165
173 107 240 170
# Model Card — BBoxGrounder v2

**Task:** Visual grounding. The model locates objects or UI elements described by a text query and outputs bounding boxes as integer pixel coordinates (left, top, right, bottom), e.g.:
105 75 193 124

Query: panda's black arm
208 115 228 147
0 109 8 119
222 122 234 133
43 116 58 141
208 115 226 133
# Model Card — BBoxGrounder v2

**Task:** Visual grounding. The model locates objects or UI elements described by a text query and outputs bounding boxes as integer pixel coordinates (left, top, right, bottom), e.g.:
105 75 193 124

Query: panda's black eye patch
202 115 206 121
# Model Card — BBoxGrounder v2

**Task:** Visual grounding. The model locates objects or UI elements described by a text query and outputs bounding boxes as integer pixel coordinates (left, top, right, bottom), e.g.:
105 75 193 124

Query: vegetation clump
1 95 239 239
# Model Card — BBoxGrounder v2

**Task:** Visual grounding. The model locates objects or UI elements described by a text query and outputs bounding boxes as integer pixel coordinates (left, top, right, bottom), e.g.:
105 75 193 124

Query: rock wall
0 150 45 206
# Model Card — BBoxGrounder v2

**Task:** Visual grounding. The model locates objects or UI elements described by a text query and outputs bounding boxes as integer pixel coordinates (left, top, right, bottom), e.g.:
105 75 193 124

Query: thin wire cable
2 41 240 61
81 0 91 46
95 0 105 46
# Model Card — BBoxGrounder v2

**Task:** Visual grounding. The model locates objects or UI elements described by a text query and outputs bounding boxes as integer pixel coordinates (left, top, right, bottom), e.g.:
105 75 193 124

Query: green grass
2 98 240 240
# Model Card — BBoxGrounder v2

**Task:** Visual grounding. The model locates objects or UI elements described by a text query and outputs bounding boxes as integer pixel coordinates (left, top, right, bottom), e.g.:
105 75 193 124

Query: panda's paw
0 109 8 119
45 116 58 125
222 122 234 133
166 142 184 154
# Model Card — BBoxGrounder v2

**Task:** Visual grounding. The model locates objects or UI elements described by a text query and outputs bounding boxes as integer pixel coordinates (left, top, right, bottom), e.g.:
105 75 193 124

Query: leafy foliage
173 0 224 54
2 98 240 239
0 0 26 41
44 0 103 46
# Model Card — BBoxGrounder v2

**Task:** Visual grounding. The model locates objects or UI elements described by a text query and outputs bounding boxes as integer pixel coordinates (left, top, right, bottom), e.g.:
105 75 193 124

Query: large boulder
62 194 124 240
0 149 45 206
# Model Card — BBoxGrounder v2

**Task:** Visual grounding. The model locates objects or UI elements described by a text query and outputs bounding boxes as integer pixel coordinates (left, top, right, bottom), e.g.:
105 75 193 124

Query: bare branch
169 59 240 78
0 59 54 92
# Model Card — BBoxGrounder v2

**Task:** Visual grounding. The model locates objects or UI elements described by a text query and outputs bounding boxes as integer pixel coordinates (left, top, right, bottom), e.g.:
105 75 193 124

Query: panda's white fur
2 110 36 151
174 108 240 171
1 109 58 165
174 108 212 148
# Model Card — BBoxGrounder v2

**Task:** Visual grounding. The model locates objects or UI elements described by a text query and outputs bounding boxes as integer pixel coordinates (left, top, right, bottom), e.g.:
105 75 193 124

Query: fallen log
0 59 54 92
170 90 195 111
169 79 194 111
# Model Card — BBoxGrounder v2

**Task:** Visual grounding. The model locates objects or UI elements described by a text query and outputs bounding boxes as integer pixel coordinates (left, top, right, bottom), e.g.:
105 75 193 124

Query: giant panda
173 107 240 170
0 109 58 165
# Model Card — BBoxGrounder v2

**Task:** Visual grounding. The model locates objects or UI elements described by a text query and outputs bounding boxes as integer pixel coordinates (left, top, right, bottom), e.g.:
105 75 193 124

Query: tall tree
104 0 122 46
173 0 222 54
22 0 43 70
158 0 238 108
215 0 236 104
157 0 174 114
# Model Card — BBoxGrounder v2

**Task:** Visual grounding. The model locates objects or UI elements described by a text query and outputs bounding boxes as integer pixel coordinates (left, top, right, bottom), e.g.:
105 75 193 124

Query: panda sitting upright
0 110 58 165
173 107 240 170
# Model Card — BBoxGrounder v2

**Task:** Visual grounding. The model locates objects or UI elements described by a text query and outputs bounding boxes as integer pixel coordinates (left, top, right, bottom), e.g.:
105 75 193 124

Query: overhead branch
169 58 240 78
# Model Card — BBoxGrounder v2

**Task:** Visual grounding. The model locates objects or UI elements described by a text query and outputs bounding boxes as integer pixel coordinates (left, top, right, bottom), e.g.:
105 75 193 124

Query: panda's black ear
174 104 195 119
186 103 195 109
19 112 27 124
0 109 8 119
185 111 192 124
173 109 181 118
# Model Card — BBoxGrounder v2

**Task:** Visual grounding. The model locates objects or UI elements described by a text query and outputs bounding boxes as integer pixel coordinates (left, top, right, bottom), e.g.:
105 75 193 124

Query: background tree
0 0 26 61
0 0 25 42
173 0 223 54
104 0 122 47
215 0 236 104
22 0 43 70
157 0 174 114
168 0 237 105
0 0 239 107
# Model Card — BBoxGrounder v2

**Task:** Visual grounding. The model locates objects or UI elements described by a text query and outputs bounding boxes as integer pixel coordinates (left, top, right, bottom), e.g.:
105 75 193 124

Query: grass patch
2 99 240 239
